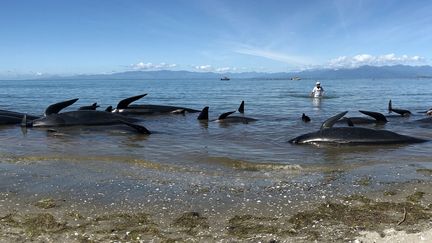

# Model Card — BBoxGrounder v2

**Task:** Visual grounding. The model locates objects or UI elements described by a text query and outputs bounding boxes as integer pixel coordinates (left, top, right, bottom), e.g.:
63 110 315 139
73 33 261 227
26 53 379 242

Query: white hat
316 81 320 85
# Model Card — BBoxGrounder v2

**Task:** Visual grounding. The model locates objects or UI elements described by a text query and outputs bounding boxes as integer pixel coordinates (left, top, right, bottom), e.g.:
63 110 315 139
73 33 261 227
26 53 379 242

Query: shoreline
1 157 432 242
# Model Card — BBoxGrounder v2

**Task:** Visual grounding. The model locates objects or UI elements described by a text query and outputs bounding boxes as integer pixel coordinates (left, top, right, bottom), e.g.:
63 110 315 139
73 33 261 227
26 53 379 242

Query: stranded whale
289 111 426 145
0 110 40 125
25 99 150 134
388 100 411 117
197 102 257 124
113 94 200 115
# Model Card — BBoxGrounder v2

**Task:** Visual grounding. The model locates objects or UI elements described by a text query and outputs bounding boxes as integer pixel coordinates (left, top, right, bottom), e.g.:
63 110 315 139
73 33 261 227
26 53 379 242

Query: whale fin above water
44 98 79 116
320 111 348 130
302 113 311 123
388 99 392 114
346 117 354 127
79 103 100 110
388 100 411 116
359 110 388 123
116 94 147 110
197 107 209 120
238 101 245 113
118 120 151 134
218 111 236 120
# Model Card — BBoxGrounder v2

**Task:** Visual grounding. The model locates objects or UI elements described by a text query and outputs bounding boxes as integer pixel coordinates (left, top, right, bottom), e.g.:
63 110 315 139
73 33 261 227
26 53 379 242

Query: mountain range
36 65 432 80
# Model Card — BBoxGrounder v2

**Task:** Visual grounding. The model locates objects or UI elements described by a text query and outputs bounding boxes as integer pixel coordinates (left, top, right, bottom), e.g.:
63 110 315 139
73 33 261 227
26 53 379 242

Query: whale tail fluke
197 107 209 120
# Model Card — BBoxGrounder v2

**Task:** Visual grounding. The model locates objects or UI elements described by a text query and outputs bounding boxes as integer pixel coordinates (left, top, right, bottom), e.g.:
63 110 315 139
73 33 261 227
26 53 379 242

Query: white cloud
194 65 213 71
131 62 177 70
193 65 238 73
216 67 237 72
327 54 426 68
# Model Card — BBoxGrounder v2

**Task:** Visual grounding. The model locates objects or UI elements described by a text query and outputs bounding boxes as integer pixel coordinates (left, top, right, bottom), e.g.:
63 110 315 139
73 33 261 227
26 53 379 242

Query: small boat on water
220 76 230 81
290 76 301 80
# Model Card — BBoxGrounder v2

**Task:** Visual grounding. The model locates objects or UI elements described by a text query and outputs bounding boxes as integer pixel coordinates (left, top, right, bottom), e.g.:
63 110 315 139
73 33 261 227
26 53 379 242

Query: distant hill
58 70 263 80
39 65 432 80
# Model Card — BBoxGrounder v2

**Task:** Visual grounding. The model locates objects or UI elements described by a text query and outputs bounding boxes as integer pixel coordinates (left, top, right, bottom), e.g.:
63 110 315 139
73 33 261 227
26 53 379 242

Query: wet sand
1 156 432 242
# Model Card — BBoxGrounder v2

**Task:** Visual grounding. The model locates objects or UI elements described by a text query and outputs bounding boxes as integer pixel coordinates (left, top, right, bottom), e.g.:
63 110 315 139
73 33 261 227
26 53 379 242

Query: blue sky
1 0 432 78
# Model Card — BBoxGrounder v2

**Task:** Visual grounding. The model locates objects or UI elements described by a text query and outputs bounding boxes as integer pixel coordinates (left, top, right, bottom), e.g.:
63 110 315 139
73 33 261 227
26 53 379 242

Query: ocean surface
0 78 432 205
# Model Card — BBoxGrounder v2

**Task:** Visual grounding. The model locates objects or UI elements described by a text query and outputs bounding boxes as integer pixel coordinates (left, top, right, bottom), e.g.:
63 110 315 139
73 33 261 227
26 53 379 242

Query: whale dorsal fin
238 101 244 113
359 110 388 123
197 106 209 120
78 102 100 110
320 111 348 130
346 117 354 127
44 98 79 116
387 100 411 116
116 94 147 110
302 113 311 122
218 111 236 120
388 99 392 113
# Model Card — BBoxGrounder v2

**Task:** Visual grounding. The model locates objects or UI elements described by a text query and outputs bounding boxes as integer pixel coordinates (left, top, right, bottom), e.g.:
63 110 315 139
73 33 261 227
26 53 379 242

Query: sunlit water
0 78 431 198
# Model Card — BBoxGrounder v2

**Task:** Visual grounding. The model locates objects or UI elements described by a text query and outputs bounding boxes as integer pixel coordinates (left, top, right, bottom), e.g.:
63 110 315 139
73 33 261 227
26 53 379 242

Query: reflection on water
312 97 322 108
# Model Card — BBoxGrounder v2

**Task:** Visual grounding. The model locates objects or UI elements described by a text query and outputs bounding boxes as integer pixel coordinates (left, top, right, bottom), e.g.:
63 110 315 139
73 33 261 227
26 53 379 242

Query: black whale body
289 111 426 145
0 109 40 125
124 104 200 114
289 127 426 145
113 94 200 115
31 110 140 127
26 98 150 134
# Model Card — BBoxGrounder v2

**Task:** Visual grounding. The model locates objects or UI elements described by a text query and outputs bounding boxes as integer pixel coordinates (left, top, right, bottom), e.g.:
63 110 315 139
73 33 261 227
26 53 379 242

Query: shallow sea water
0 78 431 212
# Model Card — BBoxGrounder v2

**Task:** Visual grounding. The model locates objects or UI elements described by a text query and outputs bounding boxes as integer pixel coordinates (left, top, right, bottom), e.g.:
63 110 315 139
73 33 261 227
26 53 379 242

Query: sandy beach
1 156 431 242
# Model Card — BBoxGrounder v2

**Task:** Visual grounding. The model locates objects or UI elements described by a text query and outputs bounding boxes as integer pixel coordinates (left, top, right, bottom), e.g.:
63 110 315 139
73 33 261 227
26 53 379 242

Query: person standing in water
310 81 324 98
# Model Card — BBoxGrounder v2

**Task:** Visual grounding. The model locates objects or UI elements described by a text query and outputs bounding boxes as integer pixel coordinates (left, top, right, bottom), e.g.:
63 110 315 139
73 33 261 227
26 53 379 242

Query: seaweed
287 197 432 241
23 213 66 237
356 176 372 186
416 168 432 176
406 191 425 203
171 212 209 235
34 198 57 209
227 214 279 238
383 190 397 196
